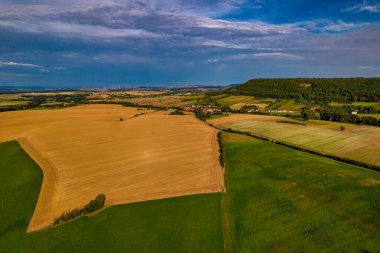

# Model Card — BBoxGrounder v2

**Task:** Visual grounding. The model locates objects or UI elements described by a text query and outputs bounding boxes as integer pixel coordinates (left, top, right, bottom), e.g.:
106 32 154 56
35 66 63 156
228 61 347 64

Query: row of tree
319 107 380 126
53 194 106 226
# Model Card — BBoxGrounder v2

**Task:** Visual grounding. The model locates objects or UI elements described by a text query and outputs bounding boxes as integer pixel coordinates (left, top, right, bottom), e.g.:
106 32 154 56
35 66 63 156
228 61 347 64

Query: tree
301 107 316 120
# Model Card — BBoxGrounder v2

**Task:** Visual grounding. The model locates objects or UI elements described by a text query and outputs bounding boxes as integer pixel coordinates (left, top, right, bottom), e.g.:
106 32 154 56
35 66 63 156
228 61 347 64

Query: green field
180 94 274 108
330 102 380 110
0 141 223 253
265 99 304 111
222 132 380 252
217 95 264 107
214 116 380 166
359 114 380 119
0 101 29 106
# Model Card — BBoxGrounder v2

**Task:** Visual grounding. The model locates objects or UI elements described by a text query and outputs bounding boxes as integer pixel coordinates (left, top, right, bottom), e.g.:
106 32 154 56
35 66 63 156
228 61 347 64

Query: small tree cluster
300 107 318 120
237 105 259 114
169 109 185 115
53 194 106 226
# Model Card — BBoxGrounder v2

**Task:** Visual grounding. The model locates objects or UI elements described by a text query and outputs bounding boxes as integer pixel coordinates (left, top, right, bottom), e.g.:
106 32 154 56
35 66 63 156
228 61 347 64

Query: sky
0 0 380 87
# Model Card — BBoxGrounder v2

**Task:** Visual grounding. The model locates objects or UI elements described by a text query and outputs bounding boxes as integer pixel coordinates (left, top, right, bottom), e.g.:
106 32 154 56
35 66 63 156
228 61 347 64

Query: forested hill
224 78 380 103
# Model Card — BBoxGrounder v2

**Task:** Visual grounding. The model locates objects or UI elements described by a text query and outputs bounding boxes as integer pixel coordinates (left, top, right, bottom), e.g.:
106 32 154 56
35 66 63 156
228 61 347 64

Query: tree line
301 106 380 126
0 94 87 112
53 194 106 226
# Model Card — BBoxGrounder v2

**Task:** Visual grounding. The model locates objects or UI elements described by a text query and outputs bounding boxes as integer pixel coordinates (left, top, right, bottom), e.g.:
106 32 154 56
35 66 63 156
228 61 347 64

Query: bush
53 194 106 226
340 125 345 131
169 109 185 115
217 131 224 167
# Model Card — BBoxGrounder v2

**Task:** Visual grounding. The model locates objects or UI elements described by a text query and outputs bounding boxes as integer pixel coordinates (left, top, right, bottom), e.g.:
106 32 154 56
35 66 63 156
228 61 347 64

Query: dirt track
0 105 223 231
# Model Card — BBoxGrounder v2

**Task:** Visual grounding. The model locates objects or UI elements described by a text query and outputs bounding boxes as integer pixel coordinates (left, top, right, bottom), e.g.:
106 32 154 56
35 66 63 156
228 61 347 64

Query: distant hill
222 78 380 103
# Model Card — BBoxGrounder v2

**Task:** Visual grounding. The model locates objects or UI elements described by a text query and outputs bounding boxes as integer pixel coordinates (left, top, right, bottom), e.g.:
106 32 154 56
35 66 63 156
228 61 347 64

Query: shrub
169 109 185 115
53 194 106 226
217 131 224 167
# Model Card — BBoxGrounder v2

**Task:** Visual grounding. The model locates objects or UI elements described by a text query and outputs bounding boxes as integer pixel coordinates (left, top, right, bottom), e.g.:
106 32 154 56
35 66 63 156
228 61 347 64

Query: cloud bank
0 0 379 86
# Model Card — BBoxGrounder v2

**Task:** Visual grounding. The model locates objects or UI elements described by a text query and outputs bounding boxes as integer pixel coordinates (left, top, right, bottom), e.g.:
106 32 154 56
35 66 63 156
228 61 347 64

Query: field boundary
220 128 380 172
18 137 59 232
219 132 233 253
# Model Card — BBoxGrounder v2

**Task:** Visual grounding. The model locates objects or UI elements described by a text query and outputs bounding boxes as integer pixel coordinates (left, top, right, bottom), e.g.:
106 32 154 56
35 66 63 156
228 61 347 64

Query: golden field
0 105 223 231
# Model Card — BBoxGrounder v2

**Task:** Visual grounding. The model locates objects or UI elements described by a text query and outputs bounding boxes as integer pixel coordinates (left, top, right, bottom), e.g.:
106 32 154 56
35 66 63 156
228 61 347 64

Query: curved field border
0 141 224 253
18 138 59 232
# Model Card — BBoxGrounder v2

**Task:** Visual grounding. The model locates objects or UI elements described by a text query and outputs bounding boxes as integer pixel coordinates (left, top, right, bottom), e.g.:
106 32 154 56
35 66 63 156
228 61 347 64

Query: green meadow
220 117 380 166
222 132 380 252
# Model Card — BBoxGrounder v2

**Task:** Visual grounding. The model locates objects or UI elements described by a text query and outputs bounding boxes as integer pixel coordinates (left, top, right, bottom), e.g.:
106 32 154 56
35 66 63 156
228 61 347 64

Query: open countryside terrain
0 141 223 253
209 114 380 167
222 132 380 252
0 105 380 253
2 128 380 252
0 104 223 231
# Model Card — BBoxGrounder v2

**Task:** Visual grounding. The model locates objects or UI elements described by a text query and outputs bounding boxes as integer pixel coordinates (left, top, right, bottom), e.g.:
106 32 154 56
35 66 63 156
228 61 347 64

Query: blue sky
0 0 379 87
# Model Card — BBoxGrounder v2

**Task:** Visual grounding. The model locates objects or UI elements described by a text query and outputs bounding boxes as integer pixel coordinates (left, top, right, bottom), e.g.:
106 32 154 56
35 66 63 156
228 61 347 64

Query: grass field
0 94 25 101
0 105 223 231
0 141 223 253
222 132 380 252
331 102 380 110
209 114 380 166
359 114 380 119
0 101 29 106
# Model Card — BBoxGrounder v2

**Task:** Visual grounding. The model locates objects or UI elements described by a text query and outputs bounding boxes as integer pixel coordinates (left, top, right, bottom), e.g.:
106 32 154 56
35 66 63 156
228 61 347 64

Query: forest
224 78 380 103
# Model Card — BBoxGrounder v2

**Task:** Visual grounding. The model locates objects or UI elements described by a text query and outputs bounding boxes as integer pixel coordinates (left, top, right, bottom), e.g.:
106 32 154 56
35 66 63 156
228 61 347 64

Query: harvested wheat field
0 105 223 232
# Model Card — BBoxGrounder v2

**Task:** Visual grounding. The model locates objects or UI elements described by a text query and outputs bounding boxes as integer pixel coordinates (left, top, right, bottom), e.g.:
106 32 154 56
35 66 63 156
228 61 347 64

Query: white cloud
230 53 305 60
195 18 297 34
0 61 42 68
343 2 380 13
200 39 252 49
0 20 161 40
357 66 371 69
258 47 284 51
298 20 366 33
